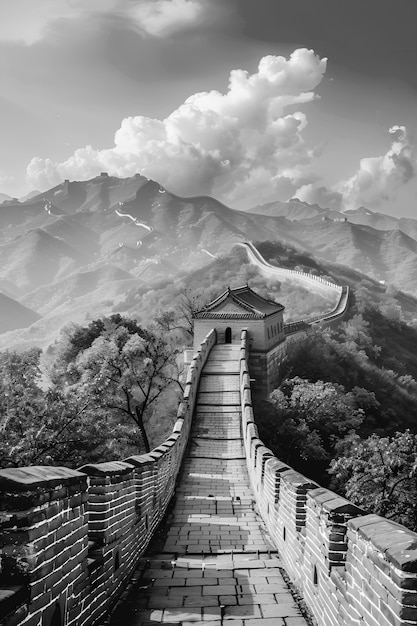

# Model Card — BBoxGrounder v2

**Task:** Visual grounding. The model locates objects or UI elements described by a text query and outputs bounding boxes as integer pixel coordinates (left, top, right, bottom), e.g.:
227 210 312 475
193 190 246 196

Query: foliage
0 349 135 468
252 275 417 528
255 377 364 483
118 246 337 326
154 289 213 339
0 313 184 468
68 320 181 452
329 431 417 530
278 310 417 435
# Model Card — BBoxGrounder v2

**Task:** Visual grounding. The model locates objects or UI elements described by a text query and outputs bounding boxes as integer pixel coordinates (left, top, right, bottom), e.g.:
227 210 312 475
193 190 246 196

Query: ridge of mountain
19 190 41 202
249 198 325 220
0 227 88 293
2 173 417 350
251 198 417 240
0 292 41 334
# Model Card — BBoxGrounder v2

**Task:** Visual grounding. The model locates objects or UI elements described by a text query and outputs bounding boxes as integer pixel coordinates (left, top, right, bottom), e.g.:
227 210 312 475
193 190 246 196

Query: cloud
127 0 219 38
26 48 327 208
337 125 417 211
0 171 16 196
292 126 417 212
0 0 229 45
0 0 116 45
293 184 343 210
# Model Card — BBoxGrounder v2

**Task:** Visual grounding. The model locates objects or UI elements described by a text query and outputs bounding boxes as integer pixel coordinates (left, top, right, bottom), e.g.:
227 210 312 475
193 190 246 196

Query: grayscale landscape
1 2 417 626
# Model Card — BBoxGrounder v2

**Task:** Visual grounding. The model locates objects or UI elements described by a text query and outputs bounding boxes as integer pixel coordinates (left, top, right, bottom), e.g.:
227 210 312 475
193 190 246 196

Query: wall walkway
108 344 308 625
2 274 417 626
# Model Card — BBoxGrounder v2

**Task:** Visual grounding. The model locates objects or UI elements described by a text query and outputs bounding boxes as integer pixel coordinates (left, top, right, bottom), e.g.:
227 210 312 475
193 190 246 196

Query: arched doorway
225 327 232 343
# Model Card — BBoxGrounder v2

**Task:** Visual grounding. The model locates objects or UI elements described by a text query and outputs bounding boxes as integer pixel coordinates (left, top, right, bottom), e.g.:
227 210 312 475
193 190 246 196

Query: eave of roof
194 285 284 319
194 311 266 319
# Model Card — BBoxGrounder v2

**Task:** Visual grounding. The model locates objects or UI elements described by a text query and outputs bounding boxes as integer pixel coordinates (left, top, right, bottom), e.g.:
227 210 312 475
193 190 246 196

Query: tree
329 431 417 530
0 349 132 468
0 313 183 468
255 377 363 482
63 318 181 453
153 290 215 340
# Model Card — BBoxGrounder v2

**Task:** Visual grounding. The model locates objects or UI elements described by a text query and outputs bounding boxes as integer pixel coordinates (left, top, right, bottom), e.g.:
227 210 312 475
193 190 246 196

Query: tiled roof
194 285 284 319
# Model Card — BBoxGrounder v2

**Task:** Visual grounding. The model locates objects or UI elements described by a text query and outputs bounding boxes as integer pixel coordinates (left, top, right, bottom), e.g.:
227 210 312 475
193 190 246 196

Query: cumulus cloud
26 48 327 208
336 125 417 210
293 184 343 211
292 126 417 212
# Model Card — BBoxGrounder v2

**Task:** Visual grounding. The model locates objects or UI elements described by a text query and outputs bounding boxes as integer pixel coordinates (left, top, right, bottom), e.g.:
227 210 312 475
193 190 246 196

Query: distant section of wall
239 329 417 626
0 330 216 626
241 241 342 293
240 242 350 332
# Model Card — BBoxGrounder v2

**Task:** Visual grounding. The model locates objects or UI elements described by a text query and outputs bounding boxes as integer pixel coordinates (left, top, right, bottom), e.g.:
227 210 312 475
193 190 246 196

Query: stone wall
241 242 343 294
239 329 417 626
0 330 217 626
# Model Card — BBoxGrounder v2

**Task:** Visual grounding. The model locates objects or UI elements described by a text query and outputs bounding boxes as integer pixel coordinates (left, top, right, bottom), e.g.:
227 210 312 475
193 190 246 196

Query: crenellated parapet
239 328 417 626
0 330 217 626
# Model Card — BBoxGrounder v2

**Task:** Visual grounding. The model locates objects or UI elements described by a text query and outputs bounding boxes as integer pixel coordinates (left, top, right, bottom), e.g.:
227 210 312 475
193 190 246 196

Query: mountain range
1 172 417 349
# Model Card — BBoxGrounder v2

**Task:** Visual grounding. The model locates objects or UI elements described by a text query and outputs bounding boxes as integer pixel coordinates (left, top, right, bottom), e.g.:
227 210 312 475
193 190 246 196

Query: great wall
1 244 416 626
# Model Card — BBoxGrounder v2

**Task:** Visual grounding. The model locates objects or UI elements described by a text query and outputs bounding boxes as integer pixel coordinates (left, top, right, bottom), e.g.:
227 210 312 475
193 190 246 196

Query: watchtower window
225 327 232 343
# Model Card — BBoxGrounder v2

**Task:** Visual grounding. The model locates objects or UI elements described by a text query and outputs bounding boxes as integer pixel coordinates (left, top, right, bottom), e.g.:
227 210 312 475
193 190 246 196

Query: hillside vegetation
2 174 417 352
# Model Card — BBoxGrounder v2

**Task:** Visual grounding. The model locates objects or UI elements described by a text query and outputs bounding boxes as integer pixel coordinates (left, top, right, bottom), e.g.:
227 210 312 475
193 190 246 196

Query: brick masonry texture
239 329 417 626
1 311 417 626
107 344 308 625
0 333 216 626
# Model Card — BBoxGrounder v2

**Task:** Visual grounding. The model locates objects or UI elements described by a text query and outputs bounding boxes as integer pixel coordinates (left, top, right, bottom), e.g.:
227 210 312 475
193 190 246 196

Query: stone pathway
109 345 307 625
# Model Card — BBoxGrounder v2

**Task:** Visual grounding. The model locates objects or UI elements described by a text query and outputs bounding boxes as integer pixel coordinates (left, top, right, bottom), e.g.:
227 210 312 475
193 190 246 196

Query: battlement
239 328 417 626
0 266 414 626
0 331 216 626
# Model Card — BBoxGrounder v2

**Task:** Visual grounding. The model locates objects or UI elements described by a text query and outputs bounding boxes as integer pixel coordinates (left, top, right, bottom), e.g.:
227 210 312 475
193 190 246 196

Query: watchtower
193 285 286 395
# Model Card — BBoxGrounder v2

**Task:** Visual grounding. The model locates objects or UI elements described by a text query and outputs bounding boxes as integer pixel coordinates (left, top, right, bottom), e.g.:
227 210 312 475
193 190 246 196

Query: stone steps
108 347 307 625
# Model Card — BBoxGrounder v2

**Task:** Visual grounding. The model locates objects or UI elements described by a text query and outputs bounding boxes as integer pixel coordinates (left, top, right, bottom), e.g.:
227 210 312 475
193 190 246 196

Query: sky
1 0 417 218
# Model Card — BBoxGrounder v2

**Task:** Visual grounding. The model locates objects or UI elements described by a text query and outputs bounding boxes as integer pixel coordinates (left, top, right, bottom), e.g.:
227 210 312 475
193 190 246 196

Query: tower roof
194 285 284 320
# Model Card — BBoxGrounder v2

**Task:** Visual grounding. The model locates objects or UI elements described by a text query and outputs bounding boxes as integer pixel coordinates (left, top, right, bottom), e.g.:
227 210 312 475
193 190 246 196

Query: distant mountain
0 292 40 333
0 193 11 203
251 199 417 241
19 190 42 202
344 207 417 242
249 198 324 220
41 173 150 215
21 264 137 316
0 227 88 292
2 173 417 350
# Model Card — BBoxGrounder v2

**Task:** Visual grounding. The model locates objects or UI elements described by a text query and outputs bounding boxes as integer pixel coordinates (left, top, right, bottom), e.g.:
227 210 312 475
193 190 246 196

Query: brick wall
241 242 344 294
239 329 417 626
0 330 216 626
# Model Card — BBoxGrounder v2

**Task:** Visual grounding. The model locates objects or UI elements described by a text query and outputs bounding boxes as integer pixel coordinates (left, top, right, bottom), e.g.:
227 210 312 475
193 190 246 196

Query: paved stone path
110 345 308 625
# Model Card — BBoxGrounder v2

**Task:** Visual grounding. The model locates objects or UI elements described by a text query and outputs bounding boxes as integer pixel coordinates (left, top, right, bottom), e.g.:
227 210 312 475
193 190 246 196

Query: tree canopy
0 314 183 468
0 348 131 467
329 431 417 530
255 377 364 483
